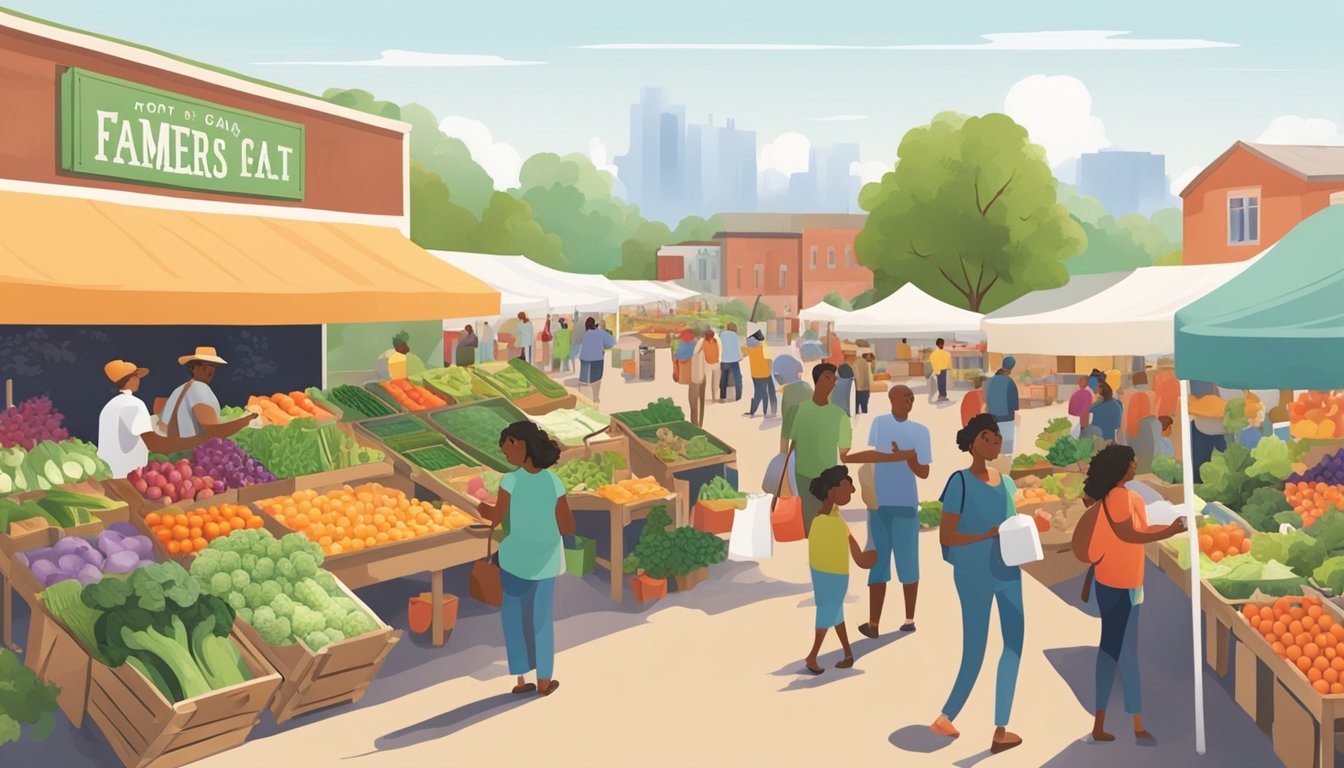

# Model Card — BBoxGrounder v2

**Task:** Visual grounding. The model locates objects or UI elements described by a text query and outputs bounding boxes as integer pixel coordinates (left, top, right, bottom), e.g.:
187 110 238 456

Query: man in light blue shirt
718 322 743 402
844 384 931 637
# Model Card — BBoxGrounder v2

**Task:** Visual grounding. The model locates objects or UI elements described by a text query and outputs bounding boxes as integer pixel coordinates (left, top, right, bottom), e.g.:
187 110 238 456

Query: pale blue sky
10 0 1343 192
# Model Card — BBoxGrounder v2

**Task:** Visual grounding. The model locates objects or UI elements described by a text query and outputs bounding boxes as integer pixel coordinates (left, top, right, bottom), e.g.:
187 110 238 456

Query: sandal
537 680 561 697
512 682 537 695
835 655 855 670
804 661 824 675
857 623 879 639
899 622 917 633
930 715 960 738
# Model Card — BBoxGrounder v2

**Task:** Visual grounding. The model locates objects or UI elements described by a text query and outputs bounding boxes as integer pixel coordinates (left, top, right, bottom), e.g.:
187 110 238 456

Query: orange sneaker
930 715 960 738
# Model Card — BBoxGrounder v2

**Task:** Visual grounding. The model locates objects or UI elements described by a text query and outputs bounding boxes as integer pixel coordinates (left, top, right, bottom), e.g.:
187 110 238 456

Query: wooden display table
568 492 678 603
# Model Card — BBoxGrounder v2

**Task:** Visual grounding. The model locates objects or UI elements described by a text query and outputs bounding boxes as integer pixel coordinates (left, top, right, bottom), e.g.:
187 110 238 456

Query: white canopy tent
980 262 1255 356
798 301 851 324
610 279 698 305
430 251 619 314
833 283 983 340
428 251 549 326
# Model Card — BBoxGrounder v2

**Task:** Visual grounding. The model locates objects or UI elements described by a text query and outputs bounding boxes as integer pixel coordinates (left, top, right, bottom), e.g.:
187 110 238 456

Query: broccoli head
270 594 296 619
290 605 325 637
341 610 379 638
290 551 319 580
82 575 134 611
128 562 200 612
207 573 233 598
303 630 332 651
257 614 294 646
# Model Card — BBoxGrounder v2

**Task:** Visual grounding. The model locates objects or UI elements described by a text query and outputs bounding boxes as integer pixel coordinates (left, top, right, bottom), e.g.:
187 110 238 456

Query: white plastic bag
927 374 938 404
730 493 774 560
999 515 1043 567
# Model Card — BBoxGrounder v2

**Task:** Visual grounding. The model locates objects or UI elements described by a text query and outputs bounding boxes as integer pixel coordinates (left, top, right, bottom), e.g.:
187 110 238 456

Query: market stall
833 283 983 342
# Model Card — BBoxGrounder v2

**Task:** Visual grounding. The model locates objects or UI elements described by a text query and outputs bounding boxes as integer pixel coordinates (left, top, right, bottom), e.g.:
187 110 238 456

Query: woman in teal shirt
478 421 574 697
930 413 1025 755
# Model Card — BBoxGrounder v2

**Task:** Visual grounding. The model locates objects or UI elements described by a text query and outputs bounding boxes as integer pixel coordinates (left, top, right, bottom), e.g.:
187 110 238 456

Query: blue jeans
500 570 556 679
868 507 920 585
1095 583 1142 713
749 376 776 416
942 568 1024 726
720 361 743 400
937 370 948 399
855 390 871 413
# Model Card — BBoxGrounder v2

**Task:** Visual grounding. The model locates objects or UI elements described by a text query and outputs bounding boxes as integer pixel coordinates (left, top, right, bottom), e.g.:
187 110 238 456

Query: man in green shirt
787 363 853 534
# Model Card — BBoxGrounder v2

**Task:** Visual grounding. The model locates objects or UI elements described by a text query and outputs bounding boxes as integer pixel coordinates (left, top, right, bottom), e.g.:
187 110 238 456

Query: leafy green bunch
1197 437 1303 510
0 647 60 746
1046 435 1095 468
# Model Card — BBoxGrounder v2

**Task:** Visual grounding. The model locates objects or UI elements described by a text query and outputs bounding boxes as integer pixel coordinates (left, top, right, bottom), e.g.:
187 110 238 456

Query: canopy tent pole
1179 378 1206 755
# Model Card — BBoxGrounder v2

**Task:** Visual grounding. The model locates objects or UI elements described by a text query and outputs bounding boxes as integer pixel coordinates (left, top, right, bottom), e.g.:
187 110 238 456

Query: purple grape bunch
191 438 276 491
1288 449 1344 485
0 395 70 450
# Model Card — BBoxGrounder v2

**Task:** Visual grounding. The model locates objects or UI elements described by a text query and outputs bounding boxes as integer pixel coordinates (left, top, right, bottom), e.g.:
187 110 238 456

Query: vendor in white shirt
96 360 205 479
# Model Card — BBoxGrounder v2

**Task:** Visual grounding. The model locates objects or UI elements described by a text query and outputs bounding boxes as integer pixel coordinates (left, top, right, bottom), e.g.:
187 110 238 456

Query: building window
1228 193 1260 245
753 264 762 289
810 246 818 269
845 245 853 268
827 246 836 269
778 264 788 290
736 268 742 290
698 260 707 281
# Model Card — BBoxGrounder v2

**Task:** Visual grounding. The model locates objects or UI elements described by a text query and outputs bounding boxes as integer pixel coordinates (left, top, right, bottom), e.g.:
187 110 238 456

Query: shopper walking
775 355 810 454
476 421 573 698
841 385 931 636
702 326 721 401
985 356 1021 455
854 351 875 414
719 322 743 401
688 329 712 427
832 363 855 416
1081 445 1187 742
786 363 853 534
577 317 615 403
1090 382 1124 441
930 414 1025 755
745 333 775 418
931 338 952 402
803 465 877 674
553 317 572 373
1069 377 1095 434
516 312 535 363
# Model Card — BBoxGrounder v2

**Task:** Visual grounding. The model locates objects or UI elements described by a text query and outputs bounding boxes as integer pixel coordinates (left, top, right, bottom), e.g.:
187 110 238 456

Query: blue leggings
1094 583 1142 713
500 570 556 679
942 569 1024 726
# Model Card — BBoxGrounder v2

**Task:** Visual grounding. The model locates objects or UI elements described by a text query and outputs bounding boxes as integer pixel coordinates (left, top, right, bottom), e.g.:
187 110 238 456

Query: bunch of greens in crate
1197 437 1302 510
1045 435 1095 468
420 367 481 403
1149 454 1183 485
322 385 397 420
404 444 477 473
1035 418 1073 452
612 398 684 428
627 507 726 579
431 405 520 470
507 358 569 399
362 415 447 453
0 646 60 746
232 421 383 479
697 476 746 501
474 362 534 400
555 451 626 493
1011 453 1048 470
1240 487 1298 532
0 488 121 533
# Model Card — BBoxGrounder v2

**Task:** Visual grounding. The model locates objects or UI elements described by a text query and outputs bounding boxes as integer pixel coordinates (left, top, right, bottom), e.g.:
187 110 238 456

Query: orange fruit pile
261 483 476 557
1288 391 1344 440
379 379 447 412
1284 482 1344 528
1242 595 1344 694
1198 523 1251 562
145 504 264 556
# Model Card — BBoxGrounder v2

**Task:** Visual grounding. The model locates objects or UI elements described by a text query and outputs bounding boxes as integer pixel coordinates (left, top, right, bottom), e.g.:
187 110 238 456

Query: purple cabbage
191 438 276 491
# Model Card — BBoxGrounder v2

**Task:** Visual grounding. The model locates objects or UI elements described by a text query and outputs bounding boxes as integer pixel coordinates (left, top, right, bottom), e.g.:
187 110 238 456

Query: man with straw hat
97 360 208 479
158 346 255 442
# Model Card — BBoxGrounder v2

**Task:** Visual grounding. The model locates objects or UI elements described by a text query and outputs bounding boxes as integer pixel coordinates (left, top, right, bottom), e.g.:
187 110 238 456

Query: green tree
670 215 723 243
849 289 877 310
608 220 672 279
821 292 852 310
408 163 480 252
474 192 566 269
1150 208 1183 245
856 112 1085 312
1064 213 1179 275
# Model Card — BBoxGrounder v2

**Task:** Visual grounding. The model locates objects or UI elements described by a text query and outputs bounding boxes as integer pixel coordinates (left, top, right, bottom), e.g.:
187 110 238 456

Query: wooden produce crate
1009 462 1058 481
25 601 95 726
418 398 529 473
103 478 241 515
1 503 134 606
615 420 738 491
362 381 412 414
231 577 399 723
354 414 454 477
556 430 628 467
85 625 281 768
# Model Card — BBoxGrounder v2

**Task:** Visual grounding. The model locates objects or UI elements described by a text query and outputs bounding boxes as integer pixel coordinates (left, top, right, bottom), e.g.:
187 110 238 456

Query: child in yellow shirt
805 465 877 674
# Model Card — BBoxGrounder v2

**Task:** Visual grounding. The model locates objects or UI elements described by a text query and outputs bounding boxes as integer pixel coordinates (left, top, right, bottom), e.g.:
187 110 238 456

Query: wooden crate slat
146 727 255 768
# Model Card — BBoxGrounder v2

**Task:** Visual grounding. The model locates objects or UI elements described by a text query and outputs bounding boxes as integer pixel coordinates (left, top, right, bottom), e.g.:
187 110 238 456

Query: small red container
629 574 667 604
408 592 459 634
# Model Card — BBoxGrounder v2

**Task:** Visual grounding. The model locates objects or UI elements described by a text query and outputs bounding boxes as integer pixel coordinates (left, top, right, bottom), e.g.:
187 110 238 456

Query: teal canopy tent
1175 205 1344 389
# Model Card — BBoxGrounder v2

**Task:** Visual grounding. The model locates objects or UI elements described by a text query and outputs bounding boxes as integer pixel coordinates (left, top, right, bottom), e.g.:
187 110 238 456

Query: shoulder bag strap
162 380 195 439
773 443 796 506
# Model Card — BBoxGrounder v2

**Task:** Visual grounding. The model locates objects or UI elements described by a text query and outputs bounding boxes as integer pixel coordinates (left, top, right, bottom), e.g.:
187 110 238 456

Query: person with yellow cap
158 347 255 442
97 361 208 479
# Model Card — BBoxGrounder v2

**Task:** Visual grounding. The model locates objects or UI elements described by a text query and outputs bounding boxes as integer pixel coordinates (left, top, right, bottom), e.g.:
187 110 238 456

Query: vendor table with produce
609 398 738 521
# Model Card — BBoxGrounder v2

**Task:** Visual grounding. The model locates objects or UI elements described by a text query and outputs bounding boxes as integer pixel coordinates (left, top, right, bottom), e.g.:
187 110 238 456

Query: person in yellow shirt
804 465 876 674
376 330 426 381
930 338 953 402
744 332 776 418
896 337 913 361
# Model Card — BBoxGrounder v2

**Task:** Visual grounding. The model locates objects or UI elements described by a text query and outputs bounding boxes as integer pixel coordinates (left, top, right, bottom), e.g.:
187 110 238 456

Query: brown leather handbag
469 526 503 607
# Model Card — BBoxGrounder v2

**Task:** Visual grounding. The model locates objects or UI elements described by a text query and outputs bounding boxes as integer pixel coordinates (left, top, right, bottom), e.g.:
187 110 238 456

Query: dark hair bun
809 465 851 502
956 413 1001 452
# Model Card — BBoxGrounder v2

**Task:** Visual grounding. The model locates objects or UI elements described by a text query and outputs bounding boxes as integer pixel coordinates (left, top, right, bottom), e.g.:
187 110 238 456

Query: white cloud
588 137 619 177
850 160 889 185
759 132 811 176
578 31 1236 52
1170 166 1202 196
1257 116 1344 145
439 116 522 188
811 115 868 122
258 49 543 67
1004 74 1110 168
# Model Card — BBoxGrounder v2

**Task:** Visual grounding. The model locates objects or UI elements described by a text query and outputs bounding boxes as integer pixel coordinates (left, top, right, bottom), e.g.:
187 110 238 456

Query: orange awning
0 191 500 325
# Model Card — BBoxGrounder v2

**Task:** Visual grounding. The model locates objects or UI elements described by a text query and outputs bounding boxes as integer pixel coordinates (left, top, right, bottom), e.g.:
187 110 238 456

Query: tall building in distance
763 142 864 214
615 87 686 224
686 116 757 217
1076 149 1175 217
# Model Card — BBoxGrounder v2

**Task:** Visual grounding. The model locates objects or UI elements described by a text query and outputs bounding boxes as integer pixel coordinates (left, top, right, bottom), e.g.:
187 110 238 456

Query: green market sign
60 68 305 200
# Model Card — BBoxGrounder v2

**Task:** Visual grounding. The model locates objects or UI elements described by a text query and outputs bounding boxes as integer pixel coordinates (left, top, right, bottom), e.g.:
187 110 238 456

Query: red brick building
1181 142 1344 265
714 213 869 318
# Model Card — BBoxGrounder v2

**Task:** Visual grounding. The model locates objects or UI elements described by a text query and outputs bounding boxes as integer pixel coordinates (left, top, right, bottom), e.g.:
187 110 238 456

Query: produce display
528 407 610 446
612 398 684 428
190 438 277 491
247 392 334 426
189 529 381 651
507 358 569 399
429 403 526 471
420 367 482 403
321 385 397 420
1039 473 1083 501
16 524 155 587
1150 454 1184 485
260 483 478 557
625 507 726 579
53 561 253 702
918 500 943 528
0 489 121 534
1202 555 1303 599
1035 418 1072 452
1015 487 1059 505
127 459 222 504
1011 453 1049 470
1289 391 1344 440
1046 434 1096 468
1291 449 1344 485
359 414 449 454
231 421 385 479
1198 521 1253 561
593 477 672 505
379 379 448 412
555 451 627 493
144 505 266 556
636 421 728 463
697 476 747 502
472 362 534 400
1239 595 1344 694
1284 482 1344 529
1197 438 1300 511
448 469 503 506
403 444 477 472
1241 487 1299 532
0 439 112 496
0 645 60 747
0 396 69 450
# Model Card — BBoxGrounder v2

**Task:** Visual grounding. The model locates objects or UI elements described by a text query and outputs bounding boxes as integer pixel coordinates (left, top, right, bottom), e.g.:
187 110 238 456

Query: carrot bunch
247 391 333 426
145 504 264 556
1242 595 1344 694
380 379 447 412
1284 482 1344 528
1197 522 1251 562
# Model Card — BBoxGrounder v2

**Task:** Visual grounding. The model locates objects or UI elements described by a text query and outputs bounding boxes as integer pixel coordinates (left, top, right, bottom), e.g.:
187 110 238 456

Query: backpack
1071 495 1117 602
